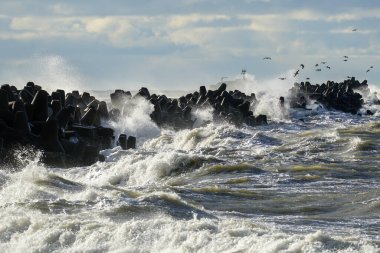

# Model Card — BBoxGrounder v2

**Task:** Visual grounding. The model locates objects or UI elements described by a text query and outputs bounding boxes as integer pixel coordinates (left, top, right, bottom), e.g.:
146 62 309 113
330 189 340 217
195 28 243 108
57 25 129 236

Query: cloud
245 15 286 32
4 14 242 48
6 16 162 46
288 8 380 22
167 27 210 46
4 8 380 44
168 14 229 28
3 11 378 58
6 17 85 40
49 3 75 15
289 9 321 21
326 9 380 22
1 2 380 89
329 28 375 35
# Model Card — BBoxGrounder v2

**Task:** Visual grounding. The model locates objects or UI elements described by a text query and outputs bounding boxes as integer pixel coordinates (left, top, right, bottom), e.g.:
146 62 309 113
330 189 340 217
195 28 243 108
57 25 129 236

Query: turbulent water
1 89 380 253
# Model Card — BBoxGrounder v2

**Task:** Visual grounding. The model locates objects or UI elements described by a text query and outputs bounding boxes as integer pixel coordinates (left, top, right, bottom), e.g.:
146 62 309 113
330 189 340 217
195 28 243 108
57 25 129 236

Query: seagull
321 61 327 64
300 64 305 69
366 69 370 73
263 57 272 60
352 28 358 32
343 59 348 62
315 63 319 67
326 66 331 69
294 70 300 77
343 56 349 58
278 77 286 80
316 68 322 72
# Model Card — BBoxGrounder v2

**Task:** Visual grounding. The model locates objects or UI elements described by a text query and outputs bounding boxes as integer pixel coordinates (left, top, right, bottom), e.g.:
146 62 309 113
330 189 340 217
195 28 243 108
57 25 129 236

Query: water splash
106 96 161 143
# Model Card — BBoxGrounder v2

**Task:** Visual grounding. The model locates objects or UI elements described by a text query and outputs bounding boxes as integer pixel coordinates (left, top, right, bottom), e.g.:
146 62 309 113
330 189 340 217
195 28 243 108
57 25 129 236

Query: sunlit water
1 92 379 253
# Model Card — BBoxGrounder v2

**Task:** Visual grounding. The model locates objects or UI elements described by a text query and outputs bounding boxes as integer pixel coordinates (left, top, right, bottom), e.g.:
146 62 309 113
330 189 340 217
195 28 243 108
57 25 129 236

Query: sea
1 75 380 253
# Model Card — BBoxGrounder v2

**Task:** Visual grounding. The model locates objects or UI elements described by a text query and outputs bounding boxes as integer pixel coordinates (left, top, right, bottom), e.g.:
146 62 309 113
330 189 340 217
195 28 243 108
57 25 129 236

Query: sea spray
106 96 161 144
211 71 299 121
3 55 88 93
0 145 43 171
192 106 214 128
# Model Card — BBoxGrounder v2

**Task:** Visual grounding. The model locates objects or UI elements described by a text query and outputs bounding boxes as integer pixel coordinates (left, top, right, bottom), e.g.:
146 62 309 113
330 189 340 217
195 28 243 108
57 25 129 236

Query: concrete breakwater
288 77 373 114
0 82 128 167
0 78 375 167
0 82 265 167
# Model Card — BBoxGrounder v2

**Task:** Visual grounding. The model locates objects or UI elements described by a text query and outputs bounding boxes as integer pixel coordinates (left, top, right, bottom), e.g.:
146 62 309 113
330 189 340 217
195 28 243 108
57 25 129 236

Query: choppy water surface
1 99 380 252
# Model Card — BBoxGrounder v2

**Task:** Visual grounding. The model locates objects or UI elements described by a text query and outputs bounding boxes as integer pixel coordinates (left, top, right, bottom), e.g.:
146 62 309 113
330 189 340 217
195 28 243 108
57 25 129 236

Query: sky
0 0 379 91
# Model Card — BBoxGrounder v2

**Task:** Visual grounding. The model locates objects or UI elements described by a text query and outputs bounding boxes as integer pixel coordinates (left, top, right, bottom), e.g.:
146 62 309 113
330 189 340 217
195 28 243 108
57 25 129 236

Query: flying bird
316 68 322 72
366 69 370 73
300 64 305 69
263 57 272 60
315 64 319 67
326 66 331 69
294 70 300 77
352 28 358 32
306 77 310 80
278 77 286 80
347 76 351 79
343 56 349 58
343 59 348 62
321 61 327 64
370 66 374 69
241 69 247 75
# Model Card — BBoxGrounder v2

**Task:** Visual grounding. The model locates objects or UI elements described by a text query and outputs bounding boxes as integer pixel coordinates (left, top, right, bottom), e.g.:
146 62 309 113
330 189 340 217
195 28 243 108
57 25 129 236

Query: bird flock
258 28 374 82
267 55 374 81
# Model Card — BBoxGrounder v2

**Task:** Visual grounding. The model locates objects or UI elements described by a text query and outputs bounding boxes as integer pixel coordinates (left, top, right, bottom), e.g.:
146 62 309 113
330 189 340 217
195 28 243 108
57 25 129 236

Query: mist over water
2 55 88 93
1 57 380 252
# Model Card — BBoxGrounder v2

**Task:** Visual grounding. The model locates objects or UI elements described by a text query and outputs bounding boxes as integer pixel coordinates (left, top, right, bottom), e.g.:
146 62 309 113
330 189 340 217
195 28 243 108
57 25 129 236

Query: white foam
0 207 377 253
344 136 363 154
1 70 380 252
143 122 242 153
0 119 379 252
62 150 204 189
